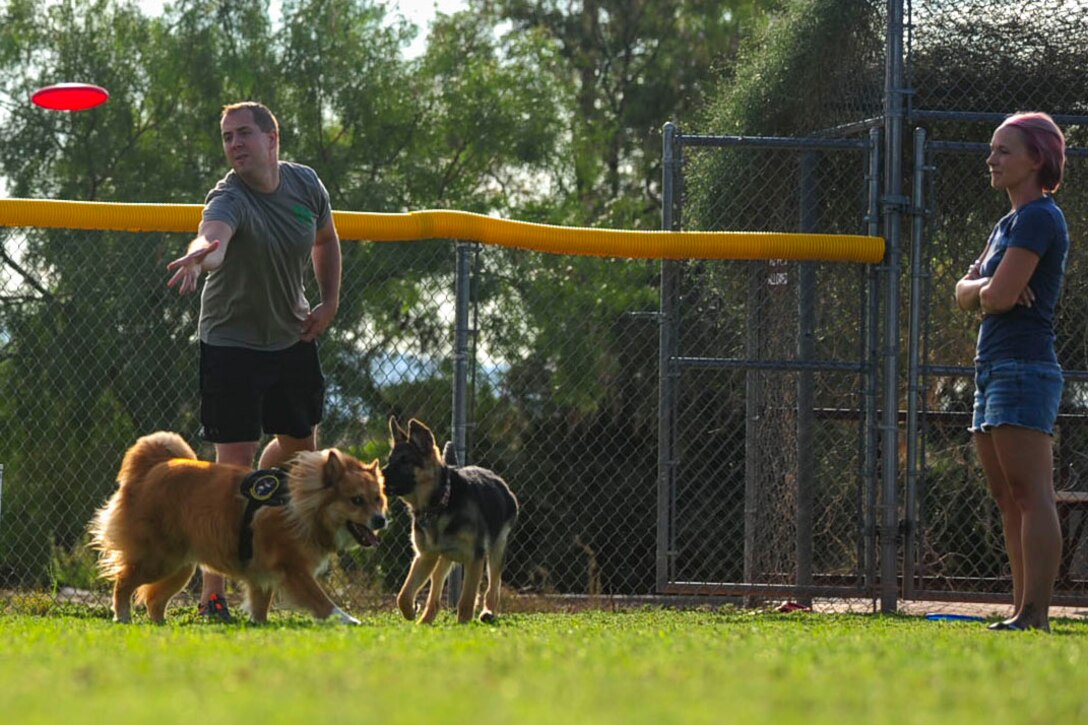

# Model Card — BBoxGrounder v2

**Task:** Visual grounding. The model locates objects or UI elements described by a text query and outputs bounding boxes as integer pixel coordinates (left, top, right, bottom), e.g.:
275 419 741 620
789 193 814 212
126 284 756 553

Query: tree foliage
0 0 572 584
477 0 781 227
0 0 789 594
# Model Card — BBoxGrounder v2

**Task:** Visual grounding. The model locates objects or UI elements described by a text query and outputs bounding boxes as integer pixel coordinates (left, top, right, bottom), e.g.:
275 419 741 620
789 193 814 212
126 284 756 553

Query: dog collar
239 468 290 564
432 466 452 509
415 467 452 528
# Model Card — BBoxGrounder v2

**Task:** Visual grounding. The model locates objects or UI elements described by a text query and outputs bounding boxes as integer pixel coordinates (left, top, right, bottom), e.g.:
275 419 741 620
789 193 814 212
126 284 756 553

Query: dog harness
238 468 290 564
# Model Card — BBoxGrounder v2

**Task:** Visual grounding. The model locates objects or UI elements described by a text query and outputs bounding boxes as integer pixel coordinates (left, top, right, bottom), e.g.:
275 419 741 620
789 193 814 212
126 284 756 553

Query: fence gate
657 125 883 607
905 126 1088 608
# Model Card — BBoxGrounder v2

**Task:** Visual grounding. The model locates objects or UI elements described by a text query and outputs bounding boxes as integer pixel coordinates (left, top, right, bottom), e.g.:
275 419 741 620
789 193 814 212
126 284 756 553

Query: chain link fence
0 222 673 613
904 0 1088 606
908 142 1088 603
655 0 1088 613
3 0 1088 617
659 132 880 612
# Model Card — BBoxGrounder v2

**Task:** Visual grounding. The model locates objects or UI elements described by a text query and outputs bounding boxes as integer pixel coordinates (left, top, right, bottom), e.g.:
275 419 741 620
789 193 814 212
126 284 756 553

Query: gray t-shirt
199 161 332 350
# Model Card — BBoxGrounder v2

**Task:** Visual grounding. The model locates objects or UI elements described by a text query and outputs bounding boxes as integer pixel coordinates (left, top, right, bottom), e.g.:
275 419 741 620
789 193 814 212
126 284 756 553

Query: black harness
238 468 290 564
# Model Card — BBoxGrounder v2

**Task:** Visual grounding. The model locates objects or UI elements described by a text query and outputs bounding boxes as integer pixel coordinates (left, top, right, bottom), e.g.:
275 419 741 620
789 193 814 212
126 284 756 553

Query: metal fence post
743 264 764 597
447 239 474 606
796 152 818 603
452 241 473 467
657 122 680 592
904 126 928 599
865 127 883 594
880 0 907 613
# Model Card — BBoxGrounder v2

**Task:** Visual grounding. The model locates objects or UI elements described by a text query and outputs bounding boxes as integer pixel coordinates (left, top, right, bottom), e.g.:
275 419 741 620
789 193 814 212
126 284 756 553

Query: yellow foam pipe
0 198 884 263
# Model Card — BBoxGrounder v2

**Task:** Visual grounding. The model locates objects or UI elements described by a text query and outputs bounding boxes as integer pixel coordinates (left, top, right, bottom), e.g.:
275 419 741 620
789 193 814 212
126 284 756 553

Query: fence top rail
911 109 1088 127
675 134 872 151
0 198 886 263
926 140 1088 157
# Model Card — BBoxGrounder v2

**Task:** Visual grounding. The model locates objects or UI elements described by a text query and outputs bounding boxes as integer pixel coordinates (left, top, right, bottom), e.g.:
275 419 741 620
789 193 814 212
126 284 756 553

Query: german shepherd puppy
383 416 518 624
90 431 387 625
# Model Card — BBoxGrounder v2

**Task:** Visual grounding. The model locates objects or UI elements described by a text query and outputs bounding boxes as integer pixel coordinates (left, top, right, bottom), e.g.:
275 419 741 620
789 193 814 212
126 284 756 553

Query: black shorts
199 341 325 443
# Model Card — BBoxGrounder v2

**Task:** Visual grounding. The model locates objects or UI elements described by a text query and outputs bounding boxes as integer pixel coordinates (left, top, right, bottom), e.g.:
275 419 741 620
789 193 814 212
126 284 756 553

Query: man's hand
301 302 337 341
166 239 221 294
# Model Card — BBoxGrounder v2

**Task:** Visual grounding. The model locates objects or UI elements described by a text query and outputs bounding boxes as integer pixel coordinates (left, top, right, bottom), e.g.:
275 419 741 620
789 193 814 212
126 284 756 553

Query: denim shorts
970 359 1063 435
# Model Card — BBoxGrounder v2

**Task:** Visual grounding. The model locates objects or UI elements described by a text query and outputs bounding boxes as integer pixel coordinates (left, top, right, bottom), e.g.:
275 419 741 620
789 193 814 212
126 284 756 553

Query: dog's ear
388 415 408 443
369 458 381 471
407 418 436 452
323 448 344 487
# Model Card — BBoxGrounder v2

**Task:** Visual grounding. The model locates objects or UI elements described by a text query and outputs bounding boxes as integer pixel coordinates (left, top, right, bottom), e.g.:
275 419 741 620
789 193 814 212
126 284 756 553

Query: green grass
2 606 1087 724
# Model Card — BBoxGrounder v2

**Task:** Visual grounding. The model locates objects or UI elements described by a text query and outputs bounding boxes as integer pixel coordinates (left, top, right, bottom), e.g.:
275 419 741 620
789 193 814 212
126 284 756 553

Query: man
167 101 342 621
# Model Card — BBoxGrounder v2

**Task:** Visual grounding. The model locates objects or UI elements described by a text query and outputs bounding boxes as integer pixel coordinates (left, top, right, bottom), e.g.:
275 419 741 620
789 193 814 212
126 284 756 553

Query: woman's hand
1018 285 1036 308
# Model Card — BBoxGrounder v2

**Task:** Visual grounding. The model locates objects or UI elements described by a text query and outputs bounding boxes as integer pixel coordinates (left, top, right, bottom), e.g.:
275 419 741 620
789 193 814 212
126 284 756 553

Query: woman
955 112 1069 632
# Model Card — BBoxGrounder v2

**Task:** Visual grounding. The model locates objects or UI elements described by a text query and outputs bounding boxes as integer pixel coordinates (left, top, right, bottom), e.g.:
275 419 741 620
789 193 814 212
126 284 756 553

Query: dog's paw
479 610 496 624
330 606 361 625
397 597 417 621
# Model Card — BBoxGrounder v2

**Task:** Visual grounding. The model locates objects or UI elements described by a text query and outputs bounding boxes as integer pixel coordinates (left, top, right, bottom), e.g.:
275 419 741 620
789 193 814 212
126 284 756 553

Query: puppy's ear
323 448 344 487
408 419 436 452
388 415 408 443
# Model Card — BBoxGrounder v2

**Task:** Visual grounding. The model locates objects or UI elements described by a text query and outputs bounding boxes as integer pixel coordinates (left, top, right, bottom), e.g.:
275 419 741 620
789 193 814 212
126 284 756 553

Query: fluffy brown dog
90 431 387 624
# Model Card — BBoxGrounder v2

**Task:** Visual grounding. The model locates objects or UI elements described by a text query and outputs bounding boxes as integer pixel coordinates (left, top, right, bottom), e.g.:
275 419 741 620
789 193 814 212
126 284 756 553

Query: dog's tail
89 431 197 580
117 431 197 489
442 441 459 467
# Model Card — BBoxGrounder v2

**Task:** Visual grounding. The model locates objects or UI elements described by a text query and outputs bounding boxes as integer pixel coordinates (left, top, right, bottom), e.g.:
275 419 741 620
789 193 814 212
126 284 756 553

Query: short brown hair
220 101 279 136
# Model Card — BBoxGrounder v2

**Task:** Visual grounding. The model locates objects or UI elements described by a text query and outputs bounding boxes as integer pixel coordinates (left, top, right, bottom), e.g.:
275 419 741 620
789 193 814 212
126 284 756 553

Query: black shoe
198 593 233 623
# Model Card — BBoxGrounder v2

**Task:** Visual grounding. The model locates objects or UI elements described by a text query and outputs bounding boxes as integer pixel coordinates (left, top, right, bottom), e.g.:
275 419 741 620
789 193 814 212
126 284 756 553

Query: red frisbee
31 83 110 111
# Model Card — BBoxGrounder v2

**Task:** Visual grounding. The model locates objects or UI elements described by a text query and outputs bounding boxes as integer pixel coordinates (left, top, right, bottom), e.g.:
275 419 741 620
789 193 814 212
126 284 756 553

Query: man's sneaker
198 593 233 622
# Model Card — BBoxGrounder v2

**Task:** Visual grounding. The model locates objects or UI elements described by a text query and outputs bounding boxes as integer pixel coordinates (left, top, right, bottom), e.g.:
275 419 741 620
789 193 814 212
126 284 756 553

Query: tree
0 0 575 586
1 0 824 597
475 0 781 227
0 0 227 586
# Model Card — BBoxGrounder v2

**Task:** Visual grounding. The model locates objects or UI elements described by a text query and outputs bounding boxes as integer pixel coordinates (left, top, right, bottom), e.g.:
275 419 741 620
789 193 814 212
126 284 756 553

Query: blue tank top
976 195 1069 364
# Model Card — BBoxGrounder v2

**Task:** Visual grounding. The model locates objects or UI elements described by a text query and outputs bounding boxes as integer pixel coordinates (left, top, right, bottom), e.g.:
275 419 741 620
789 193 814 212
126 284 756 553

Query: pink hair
999 112 1067 193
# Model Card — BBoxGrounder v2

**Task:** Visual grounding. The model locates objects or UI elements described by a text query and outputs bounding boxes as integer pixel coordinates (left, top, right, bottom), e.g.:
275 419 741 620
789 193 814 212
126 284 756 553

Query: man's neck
239 160 280 194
